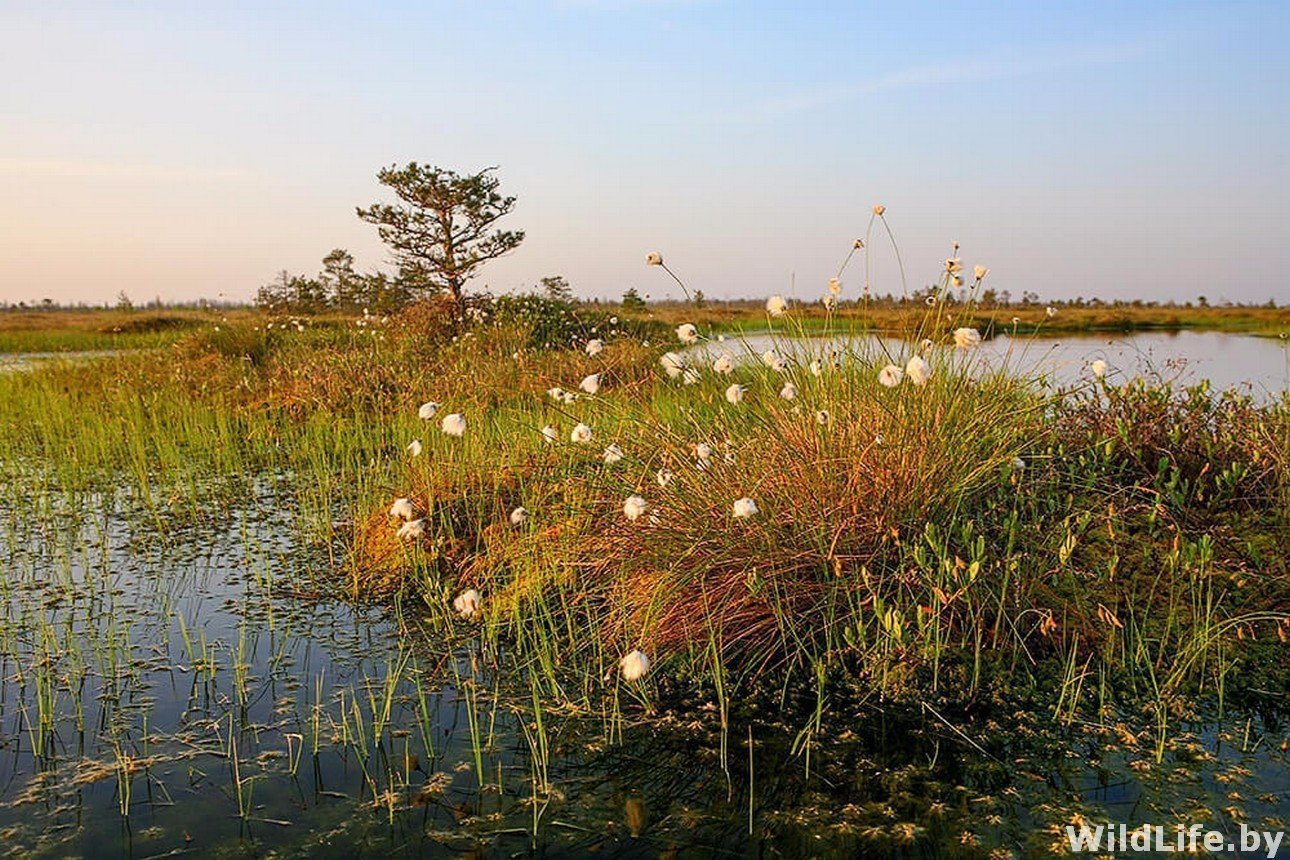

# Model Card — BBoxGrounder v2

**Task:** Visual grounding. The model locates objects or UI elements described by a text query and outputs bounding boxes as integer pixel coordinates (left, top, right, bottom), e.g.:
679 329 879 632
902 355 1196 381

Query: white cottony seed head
878 364 903 387
623 495 648 521
389 497 415 521
619 649 650 681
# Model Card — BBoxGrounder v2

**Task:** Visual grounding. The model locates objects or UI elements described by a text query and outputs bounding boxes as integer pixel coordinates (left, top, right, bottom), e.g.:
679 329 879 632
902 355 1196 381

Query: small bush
96 313 199 335
177 324 277 366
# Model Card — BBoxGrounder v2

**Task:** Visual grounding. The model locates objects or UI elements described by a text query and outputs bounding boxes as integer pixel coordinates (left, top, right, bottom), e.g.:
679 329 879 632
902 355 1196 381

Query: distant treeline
2 286 1279 314
2 300 244 313
637 291 1282 311
252 248 419 315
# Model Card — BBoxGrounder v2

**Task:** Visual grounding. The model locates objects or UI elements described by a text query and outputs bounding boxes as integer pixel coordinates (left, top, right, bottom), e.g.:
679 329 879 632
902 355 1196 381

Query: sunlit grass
0 260 1285 853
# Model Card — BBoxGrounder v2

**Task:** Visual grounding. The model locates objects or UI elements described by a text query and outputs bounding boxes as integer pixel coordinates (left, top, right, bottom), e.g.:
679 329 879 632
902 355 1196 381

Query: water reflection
687 331 1288 399
0 350 122 372
0 487 1286 854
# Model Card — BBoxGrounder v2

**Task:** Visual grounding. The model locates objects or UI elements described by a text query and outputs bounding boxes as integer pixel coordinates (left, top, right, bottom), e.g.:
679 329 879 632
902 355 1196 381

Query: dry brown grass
345 332 1048 674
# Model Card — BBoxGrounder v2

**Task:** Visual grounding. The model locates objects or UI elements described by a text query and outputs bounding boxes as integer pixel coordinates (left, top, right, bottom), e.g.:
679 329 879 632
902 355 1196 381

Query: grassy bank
2 292 1285 762
0 309 219 353
0 308 360 353
628 300 1290 338
2 299 1285 356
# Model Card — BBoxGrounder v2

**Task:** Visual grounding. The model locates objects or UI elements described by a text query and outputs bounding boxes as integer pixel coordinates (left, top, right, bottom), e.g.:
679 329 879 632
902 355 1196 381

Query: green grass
0 310 218 353
0 326 189 353
2 289 1283 762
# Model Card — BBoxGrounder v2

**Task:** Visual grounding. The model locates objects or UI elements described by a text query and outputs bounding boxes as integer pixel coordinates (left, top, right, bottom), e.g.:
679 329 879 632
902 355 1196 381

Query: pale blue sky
1 1 1286 305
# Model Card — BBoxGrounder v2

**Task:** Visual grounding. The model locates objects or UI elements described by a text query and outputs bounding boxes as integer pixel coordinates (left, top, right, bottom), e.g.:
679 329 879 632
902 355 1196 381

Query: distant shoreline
0 301 1284 354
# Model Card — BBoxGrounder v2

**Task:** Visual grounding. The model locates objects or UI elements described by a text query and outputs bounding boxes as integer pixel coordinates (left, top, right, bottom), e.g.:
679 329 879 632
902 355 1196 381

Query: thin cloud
0 157 254 182
733 37 1158 122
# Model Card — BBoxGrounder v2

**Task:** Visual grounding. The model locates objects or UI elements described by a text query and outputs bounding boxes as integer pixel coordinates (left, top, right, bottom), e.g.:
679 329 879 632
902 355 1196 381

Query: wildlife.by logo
1065 822 1285 857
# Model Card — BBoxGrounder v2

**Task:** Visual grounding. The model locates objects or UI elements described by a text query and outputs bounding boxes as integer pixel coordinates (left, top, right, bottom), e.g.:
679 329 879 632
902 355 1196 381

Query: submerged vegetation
1 231 1287 854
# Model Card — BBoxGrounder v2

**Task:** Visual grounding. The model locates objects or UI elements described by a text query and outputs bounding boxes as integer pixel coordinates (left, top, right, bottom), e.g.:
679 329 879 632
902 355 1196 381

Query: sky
1 0 1286 306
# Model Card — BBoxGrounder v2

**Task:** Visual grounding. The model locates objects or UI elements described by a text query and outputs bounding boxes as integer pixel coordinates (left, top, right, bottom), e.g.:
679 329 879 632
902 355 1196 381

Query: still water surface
688 330 1288 399
3 507 1286 857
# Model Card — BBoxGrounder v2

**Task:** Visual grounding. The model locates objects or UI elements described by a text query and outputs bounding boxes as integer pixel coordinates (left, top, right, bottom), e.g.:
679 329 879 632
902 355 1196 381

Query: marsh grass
0 312 207 354
323 274 1285 761
0 246 1286 853
4 269 1284 741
